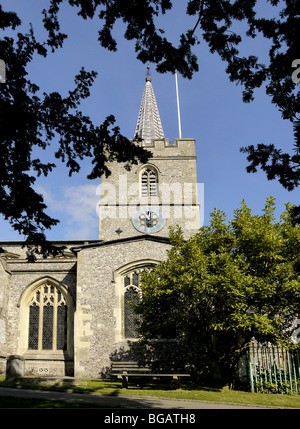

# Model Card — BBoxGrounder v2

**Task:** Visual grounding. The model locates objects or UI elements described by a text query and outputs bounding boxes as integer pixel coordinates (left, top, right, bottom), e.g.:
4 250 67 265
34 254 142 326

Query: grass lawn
0 376 300 408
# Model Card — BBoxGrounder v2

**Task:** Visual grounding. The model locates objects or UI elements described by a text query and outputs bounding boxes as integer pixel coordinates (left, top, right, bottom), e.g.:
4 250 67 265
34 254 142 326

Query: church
0 72 201 379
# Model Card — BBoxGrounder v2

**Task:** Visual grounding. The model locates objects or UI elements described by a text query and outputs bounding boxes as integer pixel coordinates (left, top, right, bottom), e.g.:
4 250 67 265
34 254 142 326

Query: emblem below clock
131 206 166 234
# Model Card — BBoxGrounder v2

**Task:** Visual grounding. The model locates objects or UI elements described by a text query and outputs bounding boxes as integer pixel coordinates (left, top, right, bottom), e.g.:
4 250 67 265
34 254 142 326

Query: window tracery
123 269 147 338
140 167 158 197
28 283 67 351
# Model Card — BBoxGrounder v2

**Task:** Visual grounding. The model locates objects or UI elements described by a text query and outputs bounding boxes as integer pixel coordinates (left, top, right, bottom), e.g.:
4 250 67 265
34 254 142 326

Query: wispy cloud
36 183 100 240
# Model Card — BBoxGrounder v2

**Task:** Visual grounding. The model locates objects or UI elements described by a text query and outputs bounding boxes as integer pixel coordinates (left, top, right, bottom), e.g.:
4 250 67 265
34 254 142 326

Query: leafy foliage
136 198 300 386
41 0 300 216
0 4 150 260
241 120 300 196
42 1 299 117
1 1 299 256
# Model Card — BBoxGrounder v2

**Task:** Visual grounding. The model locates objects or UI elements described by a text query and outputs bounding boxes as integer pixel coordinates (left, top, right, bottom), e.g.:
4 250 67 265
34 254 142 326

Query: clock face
131 206 166 234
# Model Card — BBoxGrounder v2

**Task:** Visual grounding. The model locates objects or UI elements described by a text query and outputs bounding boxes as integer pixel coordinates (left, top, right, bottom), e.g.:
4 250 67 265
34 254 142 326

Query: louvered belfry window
141 168 158 197
28 284 67 351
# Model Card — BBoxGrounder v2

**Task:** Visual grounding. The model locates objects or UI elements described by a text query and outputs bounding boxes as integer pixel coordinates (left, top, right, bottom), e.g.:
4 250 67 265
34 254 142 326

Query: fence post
246 346 254 393
276 346 283 391
282 347 288 394
287 351 293 393
256 345 263 392
296 350 300 393
247 344 300 395
291 350 298 394
271 346 278 392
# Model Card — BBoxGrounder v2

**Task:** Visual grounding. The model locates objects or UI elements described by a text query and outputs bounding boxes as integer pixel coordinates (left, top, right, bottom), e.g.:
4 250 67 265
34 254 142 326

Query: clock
131 206 166 234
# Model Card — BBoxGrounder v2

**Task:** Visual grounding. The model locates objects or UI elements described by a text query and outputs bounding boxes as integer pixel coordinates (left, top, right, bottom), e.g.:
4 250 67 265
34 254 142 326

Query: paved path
0 386 284 409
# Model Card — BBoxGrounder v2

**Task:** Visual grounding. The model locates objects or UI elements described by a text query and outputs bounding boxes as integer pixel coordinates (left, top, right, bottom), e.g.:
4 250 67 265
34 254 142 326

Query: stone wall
0 241 84 377
73 236 171 378
0 356 6 375
0 238 173 379
0 258 9 353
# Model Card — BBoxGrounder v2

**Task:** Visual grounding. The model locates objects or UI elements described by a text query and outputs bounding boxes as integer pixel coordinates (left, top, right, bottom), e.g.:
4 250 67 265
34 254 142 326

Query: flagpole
175 72 182 138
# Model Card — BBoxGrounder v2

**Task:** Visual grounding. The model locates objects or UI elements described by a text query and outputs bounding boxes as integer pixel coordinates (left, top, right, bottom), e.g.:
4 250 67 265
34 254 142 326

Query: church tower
99 70 200 241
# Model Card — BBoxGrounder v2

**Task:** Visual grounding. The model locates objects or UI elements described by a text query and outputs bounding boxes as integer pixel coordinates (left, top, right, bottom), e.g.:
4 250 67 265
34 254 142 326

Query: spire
134 66 164 145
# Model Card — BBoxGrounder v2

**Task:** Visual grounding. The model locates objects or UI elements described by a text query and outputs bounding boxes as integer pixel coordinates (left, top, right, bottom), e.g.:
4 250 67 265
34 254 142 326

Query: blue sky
1 0 298 241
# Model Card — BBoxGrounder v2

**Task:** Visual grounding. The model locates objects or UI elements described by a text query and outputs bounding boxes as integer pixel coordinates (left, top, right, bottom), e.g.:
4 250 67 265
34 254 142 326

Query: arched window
114 262 158 342
140 167 158 197
123 270 145 338
28 283 67 351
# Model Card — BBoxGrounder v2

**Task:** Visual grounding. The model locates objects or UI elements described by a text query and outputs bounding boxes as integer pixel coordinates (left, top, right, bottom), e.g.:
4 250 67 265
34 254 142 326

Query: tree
41 0 299 195
241 120 300 220
135 198 300 387
0 4 150 260
1 1 299 256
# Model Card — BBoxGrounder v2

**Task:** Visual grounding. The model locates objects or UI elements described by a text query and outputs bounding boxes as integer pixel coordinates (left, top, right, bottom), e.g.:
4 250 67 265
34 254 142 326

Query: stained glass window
42 304 53 350
57 304 67 350
124 276 130 287
28 304 39 350
123 271 143 339
28 283 67 351
132 272 139 286
124 288 139 338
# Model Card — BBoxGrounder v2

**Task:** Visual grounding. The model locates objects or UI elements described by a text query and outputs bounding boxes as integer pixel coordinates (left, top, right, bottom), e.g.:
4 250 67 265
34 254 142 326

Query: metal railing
246 344 300 394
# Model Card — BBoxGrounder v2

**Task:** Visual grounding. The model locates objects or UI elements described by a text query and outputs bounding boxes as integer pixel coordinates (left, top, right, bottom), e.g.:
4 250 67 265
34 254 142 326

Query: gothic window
28 283 67 351
141 167 158 197
123 270 145 338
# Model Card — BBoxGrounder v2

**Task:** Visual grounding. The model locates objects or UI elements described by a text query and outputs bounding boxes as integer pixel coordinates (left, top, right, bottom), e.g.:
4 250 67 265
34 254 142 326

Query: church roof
134 68 164 145
71 234 171 252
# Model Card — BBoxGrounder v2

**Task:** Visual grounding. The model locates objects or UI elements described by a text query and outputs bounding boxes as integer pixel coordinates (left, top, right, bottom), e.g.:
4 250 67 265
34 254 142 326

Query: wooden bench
110 361 190 389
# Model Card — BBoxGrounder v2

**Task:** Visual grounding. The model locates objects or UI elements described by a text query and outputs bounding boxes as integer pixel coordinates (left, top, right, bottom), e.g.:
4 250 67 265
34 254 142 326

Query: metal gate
246 344 300 394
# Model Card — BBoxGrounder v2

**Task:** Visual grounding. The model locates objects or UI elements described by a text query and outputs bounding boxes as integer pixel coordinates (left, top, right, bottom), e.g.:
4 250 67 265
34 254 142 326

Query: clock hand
142 211 153 227
143 210 152 220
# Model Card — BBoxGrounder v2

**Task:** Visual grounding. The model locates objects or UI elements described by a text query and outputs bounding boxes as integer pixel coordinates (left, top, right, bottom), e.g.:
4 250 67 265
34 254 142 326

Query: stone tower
99 71 200 242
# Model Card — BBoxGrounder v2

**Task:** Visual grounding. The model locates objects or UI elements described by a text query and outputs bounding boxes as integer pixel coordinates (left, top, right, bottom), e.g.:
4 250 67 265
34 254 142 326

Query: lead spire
134 66 164 145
